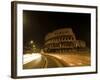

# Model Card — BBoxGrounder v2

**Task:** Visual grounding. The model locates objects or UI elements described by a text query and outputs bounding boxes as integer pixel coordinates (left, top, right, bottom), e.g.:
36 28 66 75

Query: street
23 53 68 69
23 52 90 69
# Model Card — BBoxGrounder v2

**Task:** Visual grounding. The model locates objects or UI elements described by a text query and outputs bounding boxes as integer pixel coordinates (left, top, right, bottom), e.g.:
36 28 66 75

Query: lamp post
29 40 40 53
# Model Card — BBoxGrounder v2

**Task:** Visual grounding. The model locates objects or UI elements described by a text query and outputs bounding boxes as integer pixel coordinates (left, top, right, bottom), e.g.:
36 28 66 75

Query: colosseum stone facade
44 28 86 53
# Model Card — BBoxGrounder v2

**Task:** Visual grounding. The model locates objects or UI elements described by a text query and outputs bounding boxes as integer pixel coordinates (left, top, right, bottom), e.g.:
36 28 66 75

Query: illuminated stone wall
44 28 86 53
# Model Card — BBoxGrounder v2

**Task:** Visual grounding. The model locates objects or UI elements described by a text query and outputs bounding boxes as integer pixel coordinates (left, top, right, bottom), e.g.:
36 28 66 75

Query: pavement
23 53 68 69
23 52 90 69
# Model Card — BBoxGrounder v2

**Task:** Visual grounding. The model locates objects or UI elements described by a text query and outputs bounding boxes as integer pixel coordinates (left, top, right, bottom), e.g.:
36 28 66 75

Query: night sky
23 10 91 48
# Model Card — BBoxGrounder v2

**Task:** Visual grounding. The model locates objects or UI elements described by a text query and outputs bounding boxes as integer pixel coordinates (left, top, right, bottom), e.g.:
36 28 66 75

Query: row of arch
45 35 76 45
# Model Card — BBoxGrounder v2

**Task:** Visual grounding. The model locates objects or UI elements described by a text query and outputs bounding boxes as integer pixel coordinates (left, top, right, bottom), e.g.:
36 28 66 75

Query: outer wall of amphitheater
44 28 87 53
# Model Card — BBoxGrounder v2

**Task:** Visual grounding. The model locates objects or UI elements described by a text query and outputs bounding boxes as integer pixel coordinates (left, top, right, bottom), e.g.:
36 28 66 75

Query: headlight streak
23 53 42 64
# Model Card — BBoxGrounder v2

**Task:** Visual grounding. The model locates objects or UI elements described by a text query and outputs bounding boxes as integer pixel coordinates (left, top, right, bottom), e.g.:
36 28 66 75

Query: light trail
23 53 42 64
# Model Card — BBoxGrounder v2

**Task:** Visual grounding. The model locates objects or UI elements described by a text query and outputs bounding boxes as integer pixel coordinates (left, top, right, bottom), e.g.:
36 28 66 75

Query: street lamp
30 40 34 44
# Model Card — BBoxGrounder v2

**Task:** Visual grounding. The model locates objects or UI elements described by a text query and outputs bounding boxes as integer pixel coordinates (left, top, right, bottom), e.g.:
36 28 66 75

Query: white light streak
23 53 42 64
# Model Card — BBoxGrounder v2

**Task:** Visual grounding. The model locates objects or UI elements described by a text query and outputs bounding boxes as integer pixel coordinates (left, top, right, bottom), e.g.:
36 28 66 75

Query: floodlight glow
23 53 42 64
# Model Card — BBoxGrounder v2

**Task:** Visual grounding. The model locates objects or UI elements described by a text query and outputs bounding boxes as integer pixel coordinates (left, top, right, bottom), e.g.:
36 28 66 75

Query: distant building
44 28 86 53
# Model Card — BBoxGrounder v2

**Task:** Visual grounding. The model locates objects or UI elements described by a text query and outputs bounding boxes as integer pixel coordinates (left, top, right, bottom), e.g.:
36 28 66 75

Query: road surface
23 54 68 69
23 52 90 69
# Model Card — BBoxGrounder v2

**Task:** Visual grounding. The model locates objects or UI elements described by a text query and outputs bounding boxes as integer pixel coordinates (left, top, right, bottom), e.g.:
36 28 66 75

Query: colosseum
44 28 86 53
